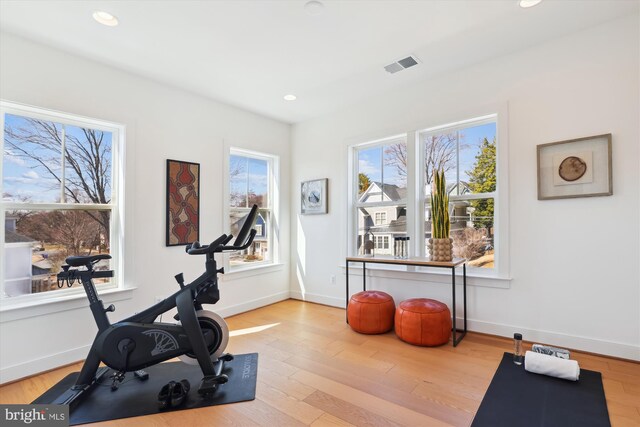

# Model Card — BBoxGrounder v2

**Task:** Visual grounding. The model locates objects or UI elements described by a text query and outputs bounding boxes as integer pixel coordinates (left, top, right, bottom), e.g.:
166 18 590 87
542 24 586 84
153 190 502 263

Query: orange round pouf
395 298 451 346
347 291 396 334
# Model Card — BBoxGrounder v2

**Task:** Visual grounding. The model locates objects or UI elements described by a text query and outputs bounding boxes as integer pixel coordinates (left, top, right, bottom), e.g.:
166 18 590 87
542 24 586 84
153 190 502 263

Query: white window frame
350 134 408 257
0 100 126 309
417 115 498 270
223 147 279 274
374 212 387 225
347 110 510 282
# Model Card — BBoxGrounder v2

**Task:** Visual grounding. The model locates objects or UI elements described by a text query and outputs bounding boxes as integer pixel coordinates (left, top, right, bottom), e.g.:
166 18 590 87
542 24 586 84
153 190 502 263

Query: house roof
5 229 35 244
360 182 407 203
33 258 53 270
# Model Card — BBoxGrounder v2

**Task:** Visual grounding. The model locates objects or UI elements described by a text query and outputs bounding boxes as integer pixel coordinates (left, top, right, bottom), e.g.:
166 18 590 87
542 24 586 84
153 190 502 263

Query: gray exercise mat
33 353 258 425
472 352 610 427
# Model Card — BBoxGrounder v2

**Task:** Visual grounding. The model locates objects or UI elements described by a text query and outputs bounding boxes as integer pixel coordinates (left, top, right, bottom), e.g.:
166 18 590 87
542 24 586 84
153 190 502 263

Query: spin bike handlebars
185 204 259 256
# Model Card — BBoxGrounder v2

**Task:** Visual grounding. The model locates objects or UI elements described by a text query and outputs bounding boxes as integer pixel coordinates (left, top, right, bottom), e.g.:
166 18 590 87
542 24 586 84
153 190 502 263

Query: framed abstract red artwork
166 159 200 246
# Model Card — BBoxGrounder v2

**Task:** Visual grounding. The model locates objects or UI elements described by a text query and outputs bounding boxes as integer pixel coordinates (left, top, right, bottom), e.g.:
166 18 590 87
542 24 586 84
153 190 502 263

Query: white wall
291 16 640 360
0 33 291 382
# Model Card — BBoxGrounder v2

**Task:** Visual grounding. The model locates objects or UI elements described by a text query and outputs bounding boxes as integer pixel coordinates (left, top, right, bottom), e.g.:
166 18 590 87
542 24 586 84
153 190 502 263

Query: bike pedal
198 374 228 395
134 370 149 381
220 353 234 362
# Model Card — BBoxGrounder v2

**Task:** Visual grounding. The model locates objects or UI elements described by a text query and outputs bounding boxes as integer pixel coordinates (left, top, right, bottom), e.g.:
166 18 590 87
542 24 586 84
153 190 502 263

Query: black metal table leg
346 260 350 323
362 262 366 291
452 263 467 346
463 263 467 332
452 267 457 346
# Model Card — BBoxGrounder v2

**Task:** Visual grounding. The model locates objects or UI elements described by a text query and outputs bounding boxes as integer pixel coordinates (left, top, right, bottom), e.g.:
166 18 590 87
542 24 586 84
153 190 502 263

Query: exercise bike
52 205 259 409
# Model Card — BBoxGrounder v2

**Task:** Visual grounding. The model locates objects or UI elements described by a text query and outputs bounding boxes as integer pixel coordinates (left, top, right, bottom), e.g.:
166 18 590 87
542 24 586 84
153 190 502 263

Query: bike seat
66 254 112 267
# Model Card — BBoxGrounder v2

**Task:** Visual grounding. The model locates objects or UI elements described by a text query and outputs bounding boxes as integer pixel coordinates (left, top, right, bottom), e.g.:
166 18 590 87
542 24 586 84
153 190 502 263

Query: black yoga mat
33 353 258 425
471 352 610 427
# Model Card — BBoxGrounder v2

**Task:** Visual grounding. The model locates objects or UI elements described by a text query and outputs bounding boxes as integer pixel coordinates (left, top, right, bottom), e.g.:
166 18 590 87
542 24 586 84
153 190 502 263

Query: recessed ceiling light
283 94 297 101
304 1 325 16
93 10 119 27
519 0 542 8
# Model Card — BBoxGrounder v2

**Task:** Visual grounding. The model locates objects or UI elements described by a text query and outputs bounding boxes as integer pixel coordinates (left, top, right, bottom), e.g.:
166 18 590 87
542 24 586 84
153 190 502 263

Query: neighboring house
32 257 55 293
358 181 475 256
4 215 35 297
357 182 407 256
231 211 268 261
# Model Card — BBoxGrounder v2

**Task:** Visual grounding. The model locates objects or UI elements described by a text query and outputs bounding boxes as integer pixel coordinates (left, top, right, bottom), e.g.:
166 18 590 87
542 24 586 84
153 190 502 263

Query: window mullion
245 157 249 208
60 125 66 203
457 129 461 196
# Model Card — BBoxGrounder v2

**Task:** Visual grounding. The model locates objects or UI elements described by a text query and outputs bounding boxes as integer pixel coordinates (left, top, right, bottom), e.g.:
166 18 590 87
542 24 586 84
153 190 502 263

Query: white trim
0 287 135 323
214 290 289 318
466 317 640 361
0 100 122 134
219 262 284 281
0 108 5 298
2 202 114 210
290 290 345 308
417 114 497 136
341 263 511 289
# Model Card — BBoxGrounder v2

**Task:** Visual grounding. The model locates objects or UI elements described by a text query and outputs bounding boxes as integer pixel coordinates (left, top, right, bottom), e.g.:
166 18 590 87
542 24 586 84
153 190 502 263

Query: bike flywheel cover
178 310 229 365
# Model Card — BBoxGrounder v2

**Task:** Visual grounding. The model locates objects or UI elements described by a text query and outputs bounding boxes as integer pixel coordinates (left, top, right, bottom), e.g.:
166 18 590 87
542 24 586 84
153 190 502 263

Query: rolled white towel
524 350 580 381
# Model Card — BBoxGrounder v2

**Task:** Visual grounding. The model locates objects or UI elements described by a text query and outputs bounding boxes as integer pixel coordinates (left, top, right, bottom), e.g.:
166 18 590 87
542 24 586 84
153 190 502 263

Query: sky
3 114 113 203
358 122 496 196
229 154 268 208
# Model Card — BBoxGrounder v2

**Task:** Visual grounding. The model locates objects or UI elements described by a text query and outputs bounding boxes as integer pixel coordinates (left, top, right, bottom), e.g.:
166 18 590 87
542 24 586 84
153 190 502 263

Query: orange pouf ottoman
347 291 396 334
395 298 451 346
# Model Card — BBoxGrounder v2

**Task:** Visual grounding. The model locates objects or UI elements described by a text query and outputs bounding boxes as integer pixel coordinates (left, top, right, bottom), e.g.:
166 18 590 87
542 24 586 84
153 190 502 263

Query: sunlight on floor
229 322 280 337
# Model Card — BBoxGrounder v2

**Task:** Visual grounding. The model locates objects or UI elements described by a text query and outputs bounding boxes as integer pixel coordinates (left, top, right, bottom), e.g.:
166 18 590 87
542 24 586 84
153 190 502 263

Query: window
228 148 278 269
354 135 407 256
1 102 123 301
375 236 389 250
421 118 496 268
350 114 500 273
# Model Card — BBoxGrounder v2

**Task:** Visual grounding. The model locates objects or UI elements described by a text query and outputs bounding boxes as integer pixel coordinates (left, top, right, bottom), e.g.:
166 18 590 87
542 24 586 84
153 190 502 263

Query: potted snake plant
428 169 453 262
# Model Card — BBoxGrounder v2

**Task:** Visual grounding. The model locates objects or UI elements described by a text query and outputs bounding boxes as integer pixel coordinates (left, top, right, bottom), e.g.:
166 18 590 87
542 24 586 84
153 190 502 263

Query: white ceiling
0 1 638 124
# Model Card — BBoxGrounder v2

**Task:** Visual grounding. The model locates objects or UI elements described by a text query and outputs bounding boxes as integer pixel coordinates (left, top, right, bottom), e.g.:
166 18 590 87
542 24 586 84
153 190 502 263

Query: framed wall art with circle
537 134 612 200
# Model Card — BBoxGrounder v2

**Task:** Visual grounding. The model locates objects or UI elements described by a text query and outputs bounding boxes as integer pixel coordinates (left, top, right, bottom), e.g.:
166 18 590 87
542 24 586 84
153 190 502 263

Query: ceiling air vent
384 55 420 74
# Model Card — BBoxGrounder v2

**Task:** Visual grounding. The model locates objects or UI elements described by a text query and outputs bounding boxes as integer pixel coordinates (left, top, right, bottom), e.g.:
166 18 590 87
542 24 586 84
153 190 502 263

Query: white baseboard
1 344 90 385
465 318 640 361
289 290 344 308
216 291 291 318
0 291 291 385
291 291 640 361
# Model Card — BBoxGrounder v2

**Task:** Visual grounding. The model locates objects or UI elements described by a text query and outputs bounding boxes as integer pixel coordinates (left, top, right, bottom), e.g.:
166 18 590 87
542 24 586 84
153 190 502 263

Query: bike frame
73 249 222 388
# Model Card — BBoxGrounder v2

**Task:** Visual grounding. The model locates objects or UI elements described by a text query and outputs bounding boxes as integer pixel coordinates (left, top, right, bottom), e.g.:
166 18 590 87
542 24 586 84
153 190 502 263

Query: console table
345 256 467 347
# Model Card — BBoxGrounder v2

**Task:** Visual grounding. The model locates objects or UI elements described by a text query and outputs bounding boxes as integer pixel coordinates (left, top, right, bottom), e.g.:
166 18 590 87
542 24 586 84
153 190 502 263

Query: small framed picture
301 178 328 214
537 134 612 200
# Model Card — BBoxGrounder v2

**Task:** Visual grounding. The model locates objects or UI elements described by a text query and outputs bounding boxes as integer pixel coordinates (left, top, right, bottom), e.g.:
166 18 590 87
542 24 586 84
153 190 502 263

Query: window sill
220 263 285 282
0 287 136 323
340 262 510 289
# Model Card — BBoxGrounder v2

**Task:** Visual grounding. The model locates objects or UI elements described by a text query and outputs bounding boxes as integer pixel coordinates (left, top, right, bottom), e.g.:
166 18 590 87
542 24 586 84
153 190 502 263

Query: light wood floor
1 300 639 426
